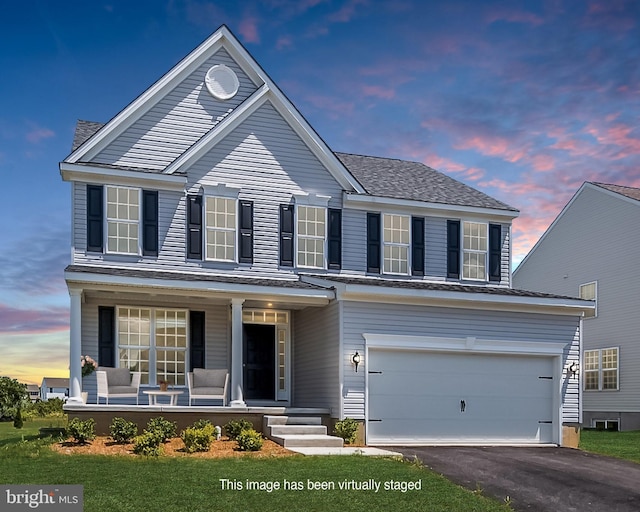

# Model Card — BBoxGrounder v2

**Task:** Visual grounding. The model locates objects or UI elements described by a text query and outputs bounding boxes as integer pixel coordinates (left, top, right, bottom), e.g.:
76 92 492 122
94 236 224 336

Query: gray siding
80 295 228 406
342 301 580 422
514 185 640 416
292 302 340 415
91 49 259 170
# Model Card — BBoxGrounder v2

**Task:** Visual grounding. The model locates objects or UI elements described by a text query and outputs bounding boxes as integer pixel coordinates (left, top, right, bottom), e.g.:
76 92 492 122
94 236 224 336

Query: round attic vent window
205 64 239 100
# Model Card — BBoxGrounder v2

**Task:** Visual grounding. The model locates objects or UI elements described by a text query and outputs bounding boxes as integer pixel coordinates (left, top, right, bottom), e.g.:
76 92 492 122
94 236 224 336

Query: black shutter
447 220 461 279
367 213 381 274
489 224 502 282
86 185 103 252
280 204 294 267
142 190 158 257
190 311 205 370
411 216 425 276
187 195 202 260
98 306 115 368
328 208 342 270
238 200 254 264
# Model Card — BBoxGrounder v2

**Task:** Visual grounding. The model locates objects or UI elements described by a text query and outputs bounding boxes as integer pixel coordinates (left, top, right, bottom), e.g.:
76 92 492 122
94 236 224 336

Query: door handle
460 400 466 412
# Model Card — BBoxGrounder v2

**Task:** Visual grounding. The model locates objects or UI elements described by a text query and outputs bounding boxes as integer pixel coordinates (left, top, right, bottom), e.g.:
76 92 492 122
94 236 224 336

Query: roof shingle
592 182 640 202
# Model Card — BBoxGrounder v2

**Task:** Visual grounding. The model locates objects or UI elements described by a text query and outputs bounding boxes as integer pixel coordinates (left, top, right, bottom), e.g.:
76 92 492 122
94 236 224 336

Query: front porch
64 403 334 438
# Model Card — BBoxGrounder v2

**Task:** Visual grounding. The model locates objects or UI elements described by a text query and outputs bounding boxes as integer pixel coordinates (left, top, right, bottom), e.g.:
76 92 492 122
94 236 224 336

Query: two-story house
40 378 69 401
61 25 592 446
514 182 640 431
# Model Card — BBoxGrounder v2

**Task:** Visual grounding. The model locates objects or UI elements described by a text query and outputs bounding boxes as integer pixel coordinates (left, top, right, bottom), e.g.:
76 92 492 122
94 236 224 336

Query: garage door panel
368 349 555 445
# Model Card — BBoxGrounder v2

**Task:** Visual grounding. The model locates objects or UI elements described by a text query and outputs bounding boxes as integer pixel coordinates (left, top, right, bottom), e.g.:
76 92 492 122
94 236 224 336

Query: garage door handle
538 376 553 379
368 371 383 374
369 419 382 422
538 421 552 424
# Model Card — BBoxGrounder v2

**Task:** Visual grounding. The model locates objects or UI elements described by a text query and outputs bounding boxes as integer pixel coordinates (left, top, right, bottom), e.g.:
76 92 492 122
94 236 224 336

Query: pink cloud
585 122 640 159
361 85 395 99
239 16 260 43
531 154 555 171
0 304 69 335
26 126 54 143
453 134 529 163
328 0 368 23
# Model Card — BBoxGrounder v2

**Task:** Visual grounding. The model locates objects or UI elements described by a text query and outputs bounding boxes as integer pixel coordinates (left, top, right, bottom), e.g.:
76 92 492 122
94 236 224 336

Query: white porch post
229 298 246 407
67 288 83 404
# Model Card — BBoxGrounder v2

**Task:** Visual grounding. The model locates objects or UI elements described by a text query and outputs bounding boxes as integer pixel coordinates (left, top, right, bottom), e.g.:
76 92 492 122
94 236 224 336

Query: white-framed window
117 307 188 386
297 206 326 268
383 214 410 274
205 196 236 262
584 347 619 391
579 281 598 318
462 221 488 280
106 186 140 254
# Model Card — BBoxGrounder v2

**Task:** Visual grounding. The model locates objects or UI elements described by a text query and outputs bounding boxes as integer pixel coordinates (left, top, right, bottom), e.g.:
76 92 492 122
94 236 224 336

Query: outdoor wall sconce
568 362 578 378
352 351 361 372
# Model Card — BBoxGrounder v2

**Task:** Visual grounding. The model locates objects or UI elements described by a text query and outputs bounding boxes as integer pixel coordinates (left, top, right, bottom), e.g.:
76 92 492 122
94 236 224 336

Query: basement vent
205 64 240 100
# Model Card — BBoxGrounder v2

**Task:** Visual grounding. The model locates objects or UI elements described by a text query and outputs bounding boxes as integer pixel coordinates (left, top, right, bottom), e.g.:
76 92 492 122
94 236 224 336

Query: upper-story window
87 184 158 256
205 197 236 262
297 206 326 268
447 220 502 282
106 186 140 254
462 221 488 280
383 214 410 274
579 281 598 318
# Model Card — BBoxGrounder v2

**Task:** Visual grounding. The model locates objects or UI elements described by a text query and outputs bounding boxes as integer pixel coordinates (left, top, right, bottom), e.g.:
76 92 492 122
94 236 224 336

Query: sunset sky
1 0 639 385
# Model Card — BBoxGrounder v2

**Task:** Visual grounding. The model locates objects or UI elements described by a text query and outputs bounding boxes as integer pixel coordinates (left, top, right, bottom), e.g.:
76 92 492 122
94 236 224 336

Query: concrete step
264 415 322 426
271 434 344 448
269 425 327 436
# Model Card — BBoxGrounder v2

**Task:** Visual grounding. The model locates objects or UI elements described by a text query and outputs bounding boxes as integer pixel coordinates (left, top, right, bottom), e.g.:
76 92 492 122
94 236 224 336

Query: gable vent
205 64 240 100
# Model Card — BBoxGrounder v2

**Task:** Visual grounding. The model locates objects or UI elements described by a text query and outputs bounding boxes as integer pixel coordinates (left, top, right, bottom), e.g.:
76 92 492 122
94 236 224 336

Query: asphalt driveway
397 446 640 511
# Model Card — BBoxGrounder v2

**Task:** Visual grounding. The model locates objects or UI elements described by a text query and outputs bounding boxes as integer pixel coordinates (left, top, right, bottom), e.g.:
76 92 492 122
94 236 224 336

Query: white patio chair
187 369 228 406
96 367 141 405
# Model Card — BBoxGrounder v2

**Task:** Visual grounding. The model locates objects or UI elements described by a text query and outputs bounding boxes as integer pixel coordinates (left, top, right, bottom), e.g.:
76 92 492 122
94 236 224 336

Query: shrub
67 418 96 444
224 419 253 440
146 417 176 442
334 417 359 445
132 431 163 456
109 417 138 444
13 408 23 429
192 418 212 430
181 423 214 453
25 398 65 418
236 428 263 451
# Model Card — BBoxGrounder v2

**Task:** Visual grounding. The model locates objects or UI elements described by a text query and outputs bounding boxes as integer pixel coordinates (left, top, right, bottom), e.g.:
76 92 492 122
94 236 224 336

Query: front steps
264 416 344 448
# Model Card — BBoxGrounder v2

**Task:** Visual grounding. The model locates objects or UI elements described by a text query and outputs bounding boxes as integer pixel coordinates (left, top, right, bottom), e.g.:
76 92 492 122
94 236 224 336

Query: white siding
91 49 259 170
342 208 366 273
425 217 447 278
80 295 228 406
292 302 340 415
342 302 580 422
514 185 640 414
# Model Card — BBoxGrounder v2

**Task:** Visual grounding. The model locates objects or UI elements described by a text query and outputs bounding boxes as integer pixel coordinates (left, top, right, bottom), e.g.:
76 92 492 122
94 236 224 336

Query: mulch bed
51 436 294 458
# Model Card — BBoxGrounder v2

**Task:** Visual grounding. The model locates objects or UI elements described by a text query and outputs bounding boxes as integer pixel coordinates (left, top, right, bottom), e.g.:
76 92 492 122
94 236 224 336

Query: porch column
67 288 83 404
229 298 246 407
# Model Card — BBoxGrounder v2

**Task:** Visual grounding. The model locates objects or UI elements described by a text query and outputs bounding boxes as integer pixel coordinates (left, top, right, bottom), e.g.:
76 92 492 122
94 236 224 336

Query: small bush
236 428 263 452
224 419 253 440
67 418 96 444
13 409 23 429
192 418 212 430
109 417 138 444
132 431 163 456
181 424 214 453
334 417 359 445
146 417 176 442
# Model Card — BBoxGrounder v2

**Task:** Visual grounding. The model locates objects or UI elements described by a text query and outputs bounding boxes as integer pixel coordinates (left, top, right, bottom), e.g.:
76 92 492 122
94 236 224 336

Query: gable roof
591 182 640 202
336 153 517 211
514 181 640 274
41 377 69 388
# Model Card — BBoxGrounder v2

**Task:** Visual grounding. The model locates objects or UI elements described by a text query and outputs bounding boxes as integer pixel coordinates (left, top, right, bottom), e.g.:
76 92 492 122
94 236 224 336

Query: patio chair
96 367 141 405
187 368 228 406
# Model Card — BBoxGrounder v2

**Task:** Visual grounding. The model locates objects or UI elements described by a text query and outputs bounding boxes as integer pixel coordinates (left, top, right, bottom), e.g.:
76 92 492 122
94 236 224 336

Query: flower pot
81 392 89 404
159 382 168 392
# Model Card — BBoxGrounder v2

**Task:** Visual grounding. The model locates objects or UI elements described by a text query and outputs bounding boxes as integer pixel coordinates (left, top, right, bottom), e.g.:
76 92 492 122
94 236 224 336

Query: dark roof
65 265 328 290
336 153 518 212
304 274 584 301
591 182 640 202
42 378 69 388
72 120 105 152
70 121 516 211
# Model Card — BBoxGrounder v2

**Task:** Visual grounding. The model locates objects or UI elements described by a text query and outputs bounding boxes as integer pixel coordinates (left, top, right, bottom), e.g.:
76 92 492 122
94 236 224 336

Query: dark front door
243 324 275 400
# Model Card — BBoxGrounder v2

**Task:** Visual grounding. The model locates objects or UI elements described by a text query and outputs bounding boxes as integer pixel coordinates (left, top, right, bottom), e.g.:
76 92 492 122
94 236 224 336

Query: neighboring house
26 384 40 402
40 378 69 401
514 181 640 431
61 25 592 445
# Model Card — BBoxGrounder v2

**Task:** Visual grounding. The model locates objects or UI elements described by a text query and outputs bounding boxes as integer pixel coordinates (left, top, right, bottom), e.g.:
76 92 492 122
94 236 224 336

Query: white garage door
368 349 556 445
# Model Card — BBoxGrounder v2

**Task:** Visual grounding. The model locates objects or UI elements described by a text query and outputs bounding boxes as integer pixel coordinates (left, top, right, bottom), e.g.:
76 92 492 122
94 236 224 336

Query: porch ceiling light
352 351 361 372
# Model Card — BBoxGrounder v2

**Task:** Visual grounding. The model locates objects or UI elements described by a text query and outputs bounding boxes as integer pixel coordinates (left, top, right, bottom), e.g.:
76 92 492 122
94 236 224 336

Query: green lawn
0 419 510 512
579 429 640 464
